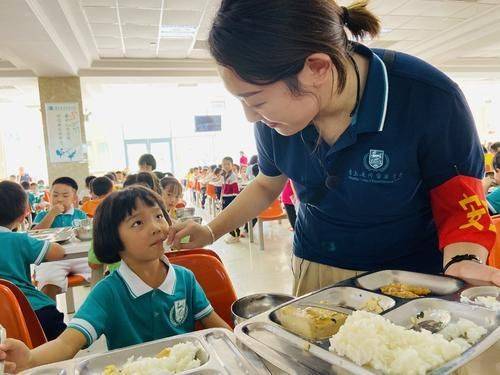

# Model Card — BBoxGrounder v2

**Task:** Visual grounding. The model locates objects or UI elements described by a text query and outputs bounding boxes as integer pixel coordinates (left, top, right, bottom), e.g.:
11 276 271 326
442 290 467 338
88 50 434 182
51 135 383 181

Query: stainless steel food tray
28 227 74 244
21 329 266 375
235 270 500 375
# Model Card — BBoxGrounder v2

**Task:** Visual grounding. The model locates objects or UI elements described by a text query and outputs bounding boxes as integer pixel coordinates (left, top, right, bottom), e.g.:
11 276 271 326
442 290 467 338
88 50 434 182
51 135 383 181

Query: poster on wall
45 102 84 163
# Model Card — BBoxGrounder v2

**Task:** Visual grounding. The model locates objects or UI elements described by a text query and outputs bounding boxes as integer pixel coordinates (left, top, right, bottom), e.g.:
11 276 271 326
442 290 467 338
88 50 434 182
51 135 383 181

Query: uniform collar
0 226 12 233
118 255 176 298
63 207 75 216
300 43 389 154
352 43 389 133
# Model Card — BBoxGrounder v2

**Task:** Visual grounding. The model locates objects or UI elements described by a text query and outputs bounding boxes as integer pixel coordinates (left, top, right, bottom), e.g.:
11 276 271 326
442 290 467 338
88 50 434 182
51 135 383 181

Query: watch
443 254 482 274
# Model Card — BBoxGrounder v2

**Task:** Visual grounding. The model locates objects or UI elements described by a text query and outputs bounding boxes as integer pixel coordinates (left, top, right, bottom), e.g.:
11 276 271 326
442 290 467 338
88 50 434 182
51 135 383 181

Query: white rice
474 296 500 311
110 342 201 375
329 311 464 375
440 318 488 349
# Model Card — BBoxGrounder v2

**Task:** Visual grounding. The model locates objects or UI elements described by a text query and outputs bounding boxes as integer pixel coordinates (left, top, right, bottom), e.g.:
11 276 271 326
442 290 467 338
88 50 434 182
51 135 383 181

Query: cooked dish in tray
380 283 431 299
276 305 348 341
102 342 201 375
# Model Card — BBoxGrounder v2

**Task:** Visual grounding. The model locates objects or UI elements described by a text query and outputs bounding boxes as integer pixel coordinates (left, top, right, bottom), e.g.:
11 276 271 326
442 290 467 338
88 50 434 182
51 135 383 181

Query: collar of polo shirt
300 43 389 148
117 255 176 298
62 206 75 216
0 226 11 232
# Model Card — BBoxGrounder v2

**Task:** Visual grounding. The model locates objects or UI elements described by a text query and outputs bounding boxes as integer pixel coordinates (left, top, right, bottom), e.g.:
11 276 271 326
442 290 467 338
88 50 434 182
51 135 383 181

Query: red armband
429 175 496 251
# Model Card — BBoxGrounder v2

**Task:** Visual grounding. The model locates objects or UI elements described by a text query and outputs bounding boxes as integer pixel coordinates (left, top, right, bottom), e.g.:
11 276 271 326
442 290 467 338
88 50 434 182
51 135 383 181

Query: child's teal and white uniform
68 256 213 350
34 207 90 291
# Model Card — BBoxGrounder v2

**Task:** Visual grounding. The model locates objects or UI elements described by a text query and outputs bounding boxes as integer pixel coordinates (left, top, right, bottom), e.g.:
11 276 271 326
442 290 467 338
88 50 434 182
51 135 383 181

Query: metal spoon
411 309 451 333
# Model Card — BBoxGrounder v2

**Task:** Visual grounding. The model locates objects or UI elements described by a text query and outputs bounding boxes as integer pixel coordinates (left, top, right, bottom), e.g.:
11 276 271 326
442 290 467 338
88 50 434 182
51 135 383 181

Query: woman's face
219 66 320 136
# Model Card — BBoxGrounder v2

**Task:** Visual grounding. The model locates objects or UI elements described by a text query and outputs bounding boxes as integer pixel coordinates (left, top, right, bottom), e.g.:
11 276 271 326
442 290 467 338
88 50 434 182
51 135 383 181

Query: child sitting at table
0 186 230 373
160 176 184 220
0 181 67 340
33 177 89 300
81 176 114 218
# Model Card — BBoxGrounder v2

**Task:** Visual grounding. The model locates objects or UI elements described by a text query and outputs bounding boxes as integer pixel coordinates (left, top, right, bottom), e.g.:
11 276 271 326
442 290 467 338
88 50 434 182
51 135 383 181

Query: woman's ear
297 53 333 88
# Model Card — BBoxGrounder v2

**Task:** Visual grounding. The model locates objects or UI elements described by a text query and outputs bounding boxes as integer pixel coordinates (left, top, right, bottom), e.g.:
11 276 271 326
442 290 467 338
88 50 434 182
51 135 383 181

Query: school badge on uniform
169 299 188 326
363 149 390 172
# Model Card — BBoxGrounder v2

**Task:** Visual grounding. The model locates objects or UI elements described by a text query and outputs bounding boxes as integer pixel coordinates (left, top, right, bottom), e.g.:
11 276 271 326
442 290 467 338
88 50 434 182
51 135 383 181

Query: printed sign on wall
45 102 84 163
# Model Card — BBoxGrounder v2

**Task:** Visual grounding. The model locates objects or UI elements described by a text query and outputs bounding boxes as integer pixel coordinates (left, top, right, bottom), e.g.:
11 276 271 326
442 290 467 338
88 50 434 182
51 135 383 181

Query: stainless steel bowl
176 207 195 219
178 216 202 224
74 226 93 241
231 293 294 326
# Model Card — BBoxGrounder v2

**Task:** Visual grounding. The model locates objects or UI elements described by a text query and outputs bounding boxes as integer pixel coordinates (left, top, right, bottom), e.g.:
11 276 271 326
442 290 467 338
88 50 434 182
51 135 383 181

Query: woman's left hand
445 260 500 286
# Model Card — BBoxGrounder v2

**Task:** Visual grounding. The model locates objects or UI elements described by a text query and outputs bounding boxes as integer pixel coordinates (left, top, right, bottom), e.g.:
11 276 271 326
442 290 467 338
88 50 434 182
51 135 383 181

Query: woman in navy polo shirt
168 1 500 294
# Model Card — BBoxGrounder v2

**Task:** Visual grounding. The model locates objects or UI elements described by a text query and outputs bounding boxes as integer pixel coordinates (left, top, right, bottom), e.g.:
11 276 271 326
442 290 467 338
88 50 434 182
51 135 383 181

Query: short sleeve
67 283 109 347
75 210 88 220
254 122 282 177
419 89 483 189
33 211 48 224
487 188 500 215
188 271 213 320
422 88 495 250
23 234 50 265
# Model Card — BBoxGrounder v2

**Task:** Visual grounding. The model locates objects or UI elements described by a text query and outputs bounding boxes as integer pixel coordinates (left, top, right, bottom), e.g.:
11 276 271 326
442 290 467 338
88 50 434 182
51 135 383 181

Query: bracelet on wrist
204 224 216 244
443 254 482 274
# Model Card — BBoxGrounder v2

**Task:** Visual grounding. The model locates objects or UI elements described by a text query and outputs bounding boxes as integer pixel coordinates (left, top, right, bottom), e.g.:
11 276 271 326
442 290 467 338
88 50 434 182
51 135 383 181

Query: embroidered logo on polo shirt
169 299 188 326
347 149 403 184
364 149 390 172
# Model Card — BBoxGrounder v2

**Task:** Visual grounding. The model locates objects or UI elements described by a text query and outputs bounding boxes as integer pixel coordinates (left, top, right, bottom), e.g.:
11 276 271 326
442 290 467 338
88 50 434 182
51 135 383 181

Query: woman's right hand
167 220 215 250
0 338 32 373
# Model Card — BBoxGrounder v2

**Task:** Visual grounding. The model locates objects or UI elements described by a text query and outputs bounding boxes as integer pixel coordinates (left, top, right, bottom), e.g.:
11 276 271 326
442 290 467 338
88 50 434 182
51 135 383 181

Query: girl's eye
156 214 164 219
132 220 143 227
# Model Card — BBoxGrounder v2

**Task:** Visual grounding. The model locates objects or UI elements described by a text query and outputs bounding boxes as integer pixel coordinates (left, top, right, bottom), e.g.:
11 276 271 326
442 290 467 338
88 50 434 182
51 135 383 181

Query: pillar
38 77 89 189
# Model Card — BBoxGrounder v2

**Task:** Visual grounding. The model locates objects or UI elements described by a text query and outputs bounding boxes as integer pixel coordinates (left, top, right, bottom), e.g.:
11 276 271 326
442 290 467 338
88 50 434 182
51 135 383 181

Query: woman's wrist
204 224 217 244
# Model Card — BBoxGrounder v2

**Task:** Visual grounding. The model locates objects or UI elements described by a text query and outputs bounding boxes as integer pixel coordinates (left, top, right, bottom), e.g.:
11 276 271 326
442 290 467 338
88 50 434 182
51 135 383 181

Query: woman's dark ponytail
342 0 381 40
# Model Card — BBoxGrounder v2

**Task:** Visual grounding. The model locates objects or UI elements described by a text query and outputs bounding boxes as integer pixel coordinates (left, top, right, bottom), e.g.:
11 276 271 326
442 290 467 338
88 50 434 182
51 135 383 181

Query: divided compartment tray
21 329 261 375
235 270 500 375
355 270 464 297
28 227 74 244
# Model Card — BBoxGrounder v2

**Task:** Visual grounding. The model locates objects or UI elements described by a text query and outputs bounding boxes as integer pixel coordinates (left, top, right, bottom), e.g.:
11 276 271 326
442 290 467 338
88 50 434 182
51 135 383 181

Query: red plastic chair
166 248 222 264
0 279 47 348
166 253 237 328
489 216 500 268
250 199 288 251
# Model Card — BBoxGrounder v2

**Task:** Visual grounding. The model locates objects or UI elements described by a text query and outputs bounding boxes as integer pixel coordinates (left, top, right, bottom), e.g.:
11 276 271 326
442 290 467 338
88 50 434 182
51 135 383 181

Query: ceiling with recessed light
0 0 499 79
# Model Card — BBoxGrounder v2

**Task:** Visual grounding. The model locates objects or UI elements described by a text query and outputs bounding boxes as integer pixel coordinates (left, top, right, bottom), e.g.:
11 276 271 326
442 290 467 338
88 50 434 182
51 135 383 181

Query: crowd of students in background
184 151 298 243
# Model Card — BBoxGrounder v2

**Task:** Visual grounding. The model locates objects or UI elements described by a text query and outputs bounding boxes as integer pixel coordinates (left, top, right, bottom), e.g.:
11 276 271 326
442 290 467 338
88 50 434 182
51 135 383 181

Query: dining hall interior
0 1 499 374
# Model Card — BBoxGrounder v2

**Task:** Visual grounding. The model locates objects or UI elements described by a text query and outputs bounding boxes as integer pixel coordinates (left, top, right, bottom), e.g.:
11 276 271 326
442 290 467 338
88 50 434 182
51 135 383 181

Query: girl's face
162 189 182 210
219 66 320 137
118 199 170 262
222 160 233 173
494 169 500 185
